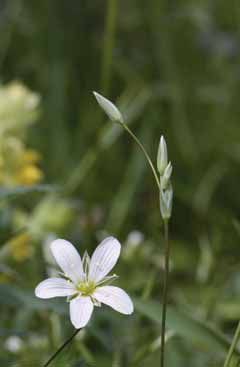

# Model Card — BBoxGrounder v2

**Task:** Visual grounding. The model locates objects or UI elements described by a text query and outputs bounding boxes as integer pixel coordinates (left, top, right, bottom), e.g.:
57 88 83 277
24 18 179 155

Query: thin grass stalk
101 0 118 94
160 220 170 367
223 321 240 367
121 122 160 189
43 328 81 367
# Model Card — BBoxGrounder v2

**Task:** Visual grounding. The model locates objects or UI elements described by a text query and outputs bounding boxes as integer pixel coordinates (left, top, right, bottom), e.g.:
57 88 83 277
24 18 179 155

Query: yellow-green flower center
76 281 96 296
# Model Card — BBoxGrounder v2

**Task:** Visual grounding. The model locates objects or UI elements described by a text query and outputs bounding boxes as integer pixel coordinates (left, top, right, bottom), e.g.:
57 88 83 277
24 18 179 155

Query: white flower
35 237 134 329
5 336 23 353
93 91 124 123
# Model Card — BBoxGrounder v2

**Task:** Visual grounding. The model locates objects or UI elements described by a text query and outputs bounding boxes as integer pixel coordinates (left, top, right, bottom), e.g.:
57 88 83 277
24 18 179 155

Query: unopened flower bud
161 162 172 190
157 136 168 175
160 185 173 221
93 91 124 124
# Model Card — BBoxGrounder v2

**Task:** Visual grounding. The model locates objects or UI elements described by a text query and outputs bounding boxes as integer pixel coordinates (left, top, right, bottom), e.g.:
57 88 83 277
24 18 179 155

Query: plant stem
161 219 170 367
122 122 160 189
43 328 81 367
223 321 240 367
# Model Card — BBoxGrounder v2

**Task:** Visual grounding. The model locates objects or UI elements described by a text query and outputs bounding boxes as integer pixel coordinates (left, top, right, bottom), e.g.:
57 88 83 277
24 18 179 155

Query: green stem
43 328 81 367
122 122 160 189
0 0 22 71
223 321 240 367
161 220 170 367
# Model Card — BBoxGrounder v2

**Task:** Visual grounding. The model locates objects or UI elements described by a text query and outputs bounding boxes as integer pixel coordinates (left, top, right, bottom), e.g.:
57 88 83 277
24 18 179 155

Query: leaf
134 297 231 354
0 284 67 314
0 284 112 350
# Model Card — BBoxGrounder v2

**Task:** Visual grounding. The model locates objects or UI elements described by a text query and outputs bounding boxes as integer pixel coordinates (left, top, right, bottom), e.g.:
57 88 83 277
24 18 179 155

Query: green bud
157 136 168 175
161 162 172 190
160 185 173 221
93 91 124 124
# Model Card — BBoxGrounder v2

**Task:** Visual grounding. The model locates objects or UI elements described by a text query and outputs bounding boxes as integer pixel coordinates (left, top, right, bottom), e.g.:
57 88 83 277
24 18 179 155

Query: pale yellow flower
16 164 43 186
8 232 33 262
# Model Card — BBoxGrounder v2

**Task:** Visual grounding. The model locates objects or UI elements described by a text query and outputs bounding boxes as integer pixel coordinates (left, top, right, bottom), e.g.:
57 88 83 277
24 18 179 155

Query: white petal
35 278 75 299
93 286 134 315
50 239 84 284
70 296 94 329
88 237 121 283
93 91 124 123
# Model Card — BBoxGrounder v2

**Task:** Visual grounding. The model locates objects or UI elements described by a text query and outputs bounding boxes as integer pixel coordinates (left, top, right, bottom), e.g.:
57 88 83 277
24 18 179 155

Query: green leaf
0 284 67 314
134 297 231 354
0 185 57 200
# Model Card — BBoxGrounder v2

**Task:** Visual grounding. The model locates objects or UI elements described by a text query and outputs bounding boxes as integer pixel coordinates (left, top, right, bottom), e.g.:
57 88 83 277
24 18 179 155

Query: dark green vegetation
1 0 240 366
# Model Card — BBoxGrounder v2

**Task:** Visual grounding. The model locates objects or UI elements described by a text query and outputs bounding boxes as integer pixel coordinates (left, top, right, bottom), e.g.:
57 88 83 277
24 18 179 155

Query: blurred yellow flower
8 232 33 262
22 149 41 164
0 81 43 187
16 164 43 186
0 141 43 186
0 81 40 136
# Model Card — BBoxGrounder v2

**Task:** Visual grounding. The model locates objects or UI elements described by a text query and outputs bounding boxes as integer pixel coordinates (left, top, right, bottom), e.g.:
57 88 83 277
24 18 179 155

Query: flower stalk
121 122 160 190
43 328 81 367
93 91 160 189
161 219 170 367
157 136 173 367
93 92 173 367
223 320 240 367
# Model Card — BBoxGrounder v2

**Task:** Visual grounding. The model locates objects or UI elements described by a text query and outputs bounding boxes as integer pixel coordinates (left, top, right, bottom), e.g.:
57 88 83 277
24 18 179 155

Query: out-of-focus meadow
1 1 240 366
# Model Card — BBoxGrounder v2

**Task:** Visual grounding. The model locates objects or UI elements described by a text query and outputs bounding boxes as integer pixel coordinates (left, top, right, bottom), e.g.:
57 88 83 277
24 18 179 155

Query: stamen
82 251 91 278
75 280 96 296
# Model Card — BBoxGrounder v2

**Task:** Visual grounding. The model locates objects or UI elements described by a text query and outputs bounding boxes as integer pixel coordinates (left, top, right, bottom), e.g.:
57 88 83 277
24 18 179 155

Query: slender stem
223 321 240 367
43 328 81 367
161 220 170 367
0 0 22 72
122 123 160 189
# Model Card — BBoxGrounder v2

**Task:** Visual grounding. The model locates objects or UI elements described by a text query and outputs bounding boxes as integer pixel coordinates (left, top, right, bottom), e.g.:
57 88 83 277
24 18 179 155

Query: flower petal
50 239 84 284
70 296 94 328
88 237 121 283
93 286 134 315
35 278 75 299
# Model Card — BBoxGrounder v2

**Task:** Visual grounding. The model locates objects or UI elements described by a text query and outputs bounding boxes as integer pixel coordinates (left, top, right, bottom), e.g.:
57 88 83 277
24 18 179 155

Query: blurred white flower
5 336 23 353
93 91 124 123
126 230 144 247
35 237 134 328
24 94 40 110
123 230 144 260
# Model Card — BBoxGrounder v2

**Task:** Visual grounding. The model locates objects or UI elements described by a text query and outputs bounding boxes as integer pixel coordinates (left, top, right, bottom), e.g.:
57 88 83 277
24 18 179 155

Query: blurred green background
1 0 240 366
